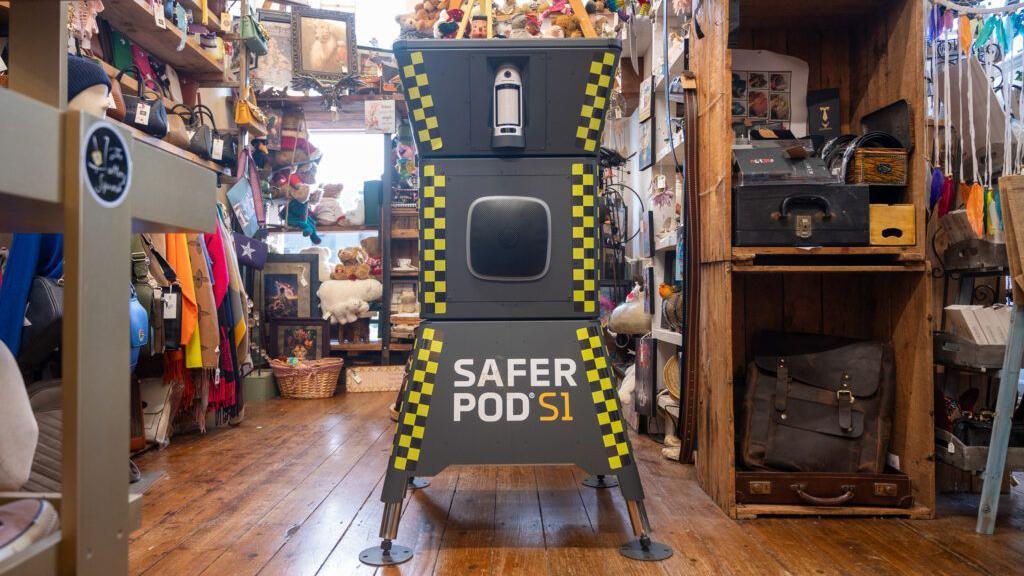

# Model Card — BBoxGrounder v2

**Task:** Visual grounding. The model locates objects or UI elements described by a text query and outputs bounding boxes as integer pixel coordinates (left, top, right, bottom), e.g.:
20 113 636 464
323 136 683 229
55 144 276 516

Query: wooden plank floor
132 393 1024 575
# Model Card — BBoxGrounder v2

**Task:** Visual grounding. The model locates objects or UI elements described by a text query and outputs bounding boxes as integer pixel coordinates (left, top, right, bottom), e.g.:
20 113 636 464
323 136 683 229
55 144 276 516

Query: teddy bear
396 11 418 33
554 13 582 37
331 247 371 281
317 278 383 325
414 0 442 33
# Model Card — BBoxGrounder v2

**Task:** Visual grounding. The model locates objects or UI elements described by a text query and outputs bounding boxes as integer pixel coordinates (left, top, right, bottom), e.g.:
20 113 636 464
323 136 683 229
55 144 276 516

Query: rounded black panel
468 196 551 281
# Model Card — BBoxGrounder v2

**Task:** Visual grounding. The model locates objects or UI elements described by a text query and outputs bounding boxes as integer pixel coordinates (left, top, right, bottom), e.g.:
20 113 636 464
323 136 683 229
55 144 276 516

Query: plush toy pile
318 245 384 325
395 0 622 40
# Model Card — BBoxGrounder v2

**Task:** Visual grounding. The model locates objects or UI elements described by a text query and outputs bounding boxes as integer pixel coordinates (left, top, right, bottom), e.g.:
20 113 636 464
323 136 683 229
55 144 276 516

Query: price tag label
163 294 178 320
211 137 225 160
948 441 956 454
221 12 232 32
135 102 151 126
154 2 167 29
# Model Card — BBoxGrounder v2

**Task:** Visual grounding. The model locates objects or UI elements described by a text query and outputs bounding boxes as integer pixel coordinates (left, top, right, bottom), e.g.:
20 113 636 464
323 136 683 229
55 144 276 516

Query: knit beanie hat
67 53 111 102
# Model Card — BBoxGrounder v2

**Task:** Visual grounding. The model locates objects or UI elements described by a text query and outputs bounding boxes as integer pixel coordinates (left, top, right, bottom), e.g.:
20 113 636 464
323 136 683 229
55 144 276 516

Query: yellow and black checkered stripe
399 51 443 152
420 164 447 315
575 52 617 153
576 326 631 470
390 327 444 472
571 163 599 314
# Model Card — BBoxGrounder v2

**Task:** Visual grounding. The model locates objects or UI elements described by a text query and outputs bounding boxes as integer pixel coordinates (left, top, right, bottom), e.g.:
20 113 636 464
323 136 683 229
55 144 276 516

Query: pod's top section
393 39 622 158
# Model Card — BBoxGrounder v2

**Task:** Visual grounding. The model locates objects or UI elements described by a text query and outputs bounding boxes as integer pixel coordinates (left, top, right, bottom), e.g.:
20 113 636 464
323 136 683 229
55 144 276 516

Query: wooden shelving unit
100 0 225 79
689 0 934 520
0 3 222 573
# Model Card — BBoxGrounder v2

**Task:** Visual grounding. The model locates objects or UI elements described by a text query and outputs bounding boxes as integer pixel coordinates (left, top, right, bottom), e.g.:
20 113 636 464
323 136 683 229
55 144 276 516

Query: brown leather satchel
740 332 895 474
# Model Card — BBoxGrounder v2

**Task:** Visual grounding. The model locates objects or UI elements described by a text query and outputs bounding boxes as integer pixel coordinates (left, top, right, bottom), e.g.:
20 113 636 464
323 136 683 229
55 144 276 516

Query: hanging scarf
204 226 229 307
0 234 63 355
217 216 251 370
164 233 198 348
187 233 219 369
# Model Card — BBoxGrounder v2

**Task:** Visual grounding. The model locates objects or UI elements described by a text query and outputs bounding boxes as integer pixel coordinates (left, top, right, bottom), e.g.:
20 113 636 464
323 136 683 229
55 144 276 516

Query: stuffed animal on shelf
469 15 489 38
317 278 383 325
554 13 582 37
300 246 335 282
278 173 321 245
283 199 321 245
414 0 442 33
543 0 572 17
331 247 371 281
434 8 464 38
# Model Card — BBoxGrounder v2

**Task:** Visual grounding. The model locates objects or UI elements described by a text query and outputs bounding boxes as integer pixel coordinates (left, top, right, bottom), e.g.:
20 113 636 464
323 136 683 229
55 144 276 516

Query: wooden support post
485 0 493 38
8 0 67 108
568 0 597 38
457 0 475 39
61 111 133 574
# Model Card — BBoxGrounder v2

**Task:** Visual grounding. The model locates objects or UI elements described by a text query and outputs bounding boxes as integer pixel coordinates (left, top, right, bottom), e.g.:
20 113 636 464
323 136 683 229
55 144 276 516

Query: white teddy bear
317 278 383 325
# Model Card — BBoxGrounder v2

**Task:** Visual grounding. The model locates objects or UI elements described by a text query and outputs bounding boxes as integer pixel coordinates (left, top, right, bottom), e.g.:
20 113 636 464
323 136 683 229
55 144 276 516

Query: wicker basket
270 357 344 399
345 365 406 393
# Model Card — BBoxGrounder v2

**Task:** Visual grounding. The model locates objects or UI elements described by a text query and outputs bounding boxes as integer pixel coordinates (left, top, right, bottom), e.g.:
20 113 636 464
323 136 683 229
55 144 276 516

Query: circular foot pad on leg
409 477 431 490
582 475 619 489
619 538 673 561
360 544 413 566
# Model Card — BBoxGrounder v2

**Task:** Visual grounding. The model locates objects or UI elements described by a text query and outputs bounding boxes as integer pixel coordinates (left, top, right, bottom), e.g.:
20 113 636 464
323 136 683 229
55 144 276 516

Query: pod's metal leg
582 474 619 488
619 500 673 561
359 502 412 566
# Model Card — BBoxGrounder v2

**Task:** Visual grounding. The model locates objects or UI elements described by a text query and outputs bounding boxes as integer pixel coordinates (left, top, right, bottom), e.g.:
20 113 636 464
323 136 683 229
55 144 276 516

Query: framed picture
262 253 320 321
254 10 294 91
638 76 653 122
291 7 357 83
269 319 329 360
638 119 654 170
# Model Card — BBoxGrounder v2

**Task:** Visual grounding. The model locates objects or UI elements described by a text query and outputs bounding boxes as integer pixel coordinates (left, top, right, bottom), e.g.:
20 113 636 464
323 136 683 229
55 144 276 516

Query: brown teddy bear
414 0 442 33
331 247 371 281
554 13 583 38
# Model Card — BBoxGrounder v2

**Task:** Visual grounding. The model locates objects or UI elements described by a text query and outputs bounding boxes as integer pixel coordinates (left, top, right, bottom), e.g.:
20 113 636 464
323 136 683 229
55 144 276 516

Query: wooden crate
696 267 935 519
690 0 933 518
697 0 926 263
869 204 915 246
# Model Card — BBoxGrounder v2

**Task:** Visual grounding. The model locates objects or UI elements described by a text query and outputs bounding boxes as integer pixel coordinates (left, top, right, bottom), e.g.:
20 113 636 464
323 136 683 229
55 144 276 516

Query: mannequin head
67 53 112 117
69 83 113 117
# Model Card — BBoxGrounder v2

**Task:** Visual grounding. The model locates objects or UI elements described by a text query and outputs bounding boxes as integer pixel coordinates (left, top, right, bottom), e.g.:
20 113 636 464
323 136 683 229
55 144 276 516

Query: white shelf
653 327 682 346
656 137 685 167
655 229 678 252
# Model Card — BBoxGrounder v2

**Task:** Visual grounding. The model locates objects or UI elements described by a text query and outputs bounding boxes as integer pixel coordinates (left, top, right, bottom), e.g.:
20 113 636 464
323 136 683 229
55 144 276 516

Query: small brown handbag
107 72 126 122
165 105 191 149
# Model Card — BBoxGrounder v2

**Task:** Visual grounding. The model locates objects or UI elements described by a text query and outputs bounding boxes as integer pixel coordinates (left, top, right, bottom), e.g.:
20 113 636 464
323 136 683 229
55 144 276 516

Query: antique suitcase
733 184 869 246
735 471 913 508
739 332 895 474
